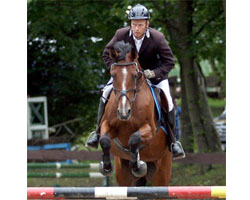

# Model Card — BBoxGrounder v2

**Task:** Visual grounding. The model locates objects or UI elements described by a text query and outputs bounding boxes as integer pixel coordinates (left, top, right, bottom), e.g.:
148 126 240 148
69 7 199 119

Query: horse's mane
113 41 132 62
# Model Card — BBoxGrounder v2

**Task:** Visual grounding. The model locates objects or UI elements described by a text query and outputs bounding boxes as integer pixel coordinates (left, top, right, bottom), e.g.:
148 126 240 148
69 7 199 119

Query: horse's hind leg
114 157 134 186
150 151 172 186
99 134 113 176
134 177 147 186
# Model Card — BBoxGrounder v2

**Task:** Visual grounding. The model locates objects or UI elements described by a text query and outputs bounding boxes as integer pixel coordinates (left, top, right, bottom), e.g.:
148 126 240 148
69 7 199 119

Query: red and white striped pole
27 186 226 199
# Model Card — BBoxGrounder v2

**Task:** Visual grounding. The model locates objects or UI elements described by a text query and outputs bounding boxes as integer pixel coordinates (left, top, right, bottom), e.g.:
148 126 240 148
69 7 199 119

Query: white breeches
101 78 113 103
155 79 174 111
101 78 174 112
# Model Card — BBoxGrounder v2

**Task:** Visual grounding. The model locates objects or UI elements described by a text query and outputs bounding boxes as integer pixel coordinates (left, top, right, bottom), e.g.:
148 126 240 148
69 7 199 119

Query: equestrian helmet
128 4 150 20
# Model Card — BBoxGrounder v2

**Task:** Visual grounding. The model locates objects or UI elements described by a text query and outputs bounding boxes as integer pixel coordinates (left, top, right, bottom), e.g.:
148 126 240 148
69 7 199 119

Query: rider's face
131 19 149 40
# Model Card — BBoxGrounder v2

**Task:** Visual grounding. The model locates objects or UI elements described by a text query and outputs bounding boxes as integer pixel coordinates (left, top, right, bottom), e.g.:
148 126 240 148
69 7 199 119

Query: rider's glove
144 69 156 79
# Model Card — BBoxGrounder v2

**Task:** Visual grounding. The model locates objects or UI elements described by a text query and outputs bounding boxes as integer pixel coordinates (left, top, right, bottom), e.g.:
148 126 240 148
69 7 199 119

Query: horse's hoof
99 161 113 176
131 160 147 177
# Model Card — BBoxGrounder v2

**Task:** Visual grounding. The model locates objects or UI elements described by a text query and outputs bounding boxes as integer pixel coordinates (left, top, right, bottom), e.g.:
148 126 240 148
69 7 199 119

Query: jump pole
27 186 226 199
28 162 99 169
28 172 105 178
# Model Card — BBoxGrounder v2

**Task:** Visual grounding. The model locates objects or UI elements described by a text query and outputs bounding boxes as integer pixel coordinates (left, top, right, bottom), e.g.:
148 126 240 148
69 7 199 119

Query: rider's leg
156 79 185 159
86 79 113 148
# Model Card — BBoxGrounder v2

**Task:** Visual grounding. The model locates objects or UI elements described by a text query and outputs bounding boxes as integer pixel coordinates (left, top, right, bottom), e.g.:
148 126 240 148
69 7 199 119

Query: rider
86 4 185 159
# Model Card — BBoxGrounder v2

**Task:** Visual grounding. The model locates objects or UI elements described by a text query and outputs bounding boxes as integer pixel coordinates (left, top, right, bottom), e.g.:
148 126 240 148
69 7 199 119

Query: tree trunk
180 60 194 152
209 58 216 72
178 0 221 153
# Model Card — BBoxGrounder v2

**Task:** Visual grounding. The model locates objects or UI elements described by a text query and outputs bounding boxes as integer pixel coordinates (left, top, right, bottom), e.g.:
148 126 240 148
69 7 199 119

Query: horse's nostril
127 109 131 115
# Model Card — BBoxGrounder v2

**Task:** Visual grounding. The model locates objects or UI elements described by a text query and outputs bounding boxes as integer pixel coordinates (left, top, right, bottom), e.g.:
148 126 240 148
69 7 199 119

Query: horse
99 41 172 189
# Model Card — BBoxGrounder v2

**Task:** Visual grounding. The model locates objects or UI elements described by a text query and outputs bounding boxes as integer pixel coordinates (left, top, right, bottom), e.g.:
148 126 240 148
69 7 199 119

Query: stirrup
171 141 186 160
85 131 97 147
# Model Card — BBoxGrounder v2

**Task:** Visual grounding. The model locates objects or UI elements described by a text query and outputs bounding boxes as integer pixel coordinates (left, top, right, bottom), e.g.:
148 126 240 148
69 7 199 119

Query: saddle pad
147 80 162 122
147 80 168 136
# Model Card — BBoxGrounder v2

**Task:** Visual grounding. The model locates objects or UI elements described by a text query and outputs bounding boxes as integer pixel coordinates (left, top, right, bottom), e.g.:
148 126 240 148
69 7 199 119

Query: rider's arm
153 33 175 79
102 30 119 70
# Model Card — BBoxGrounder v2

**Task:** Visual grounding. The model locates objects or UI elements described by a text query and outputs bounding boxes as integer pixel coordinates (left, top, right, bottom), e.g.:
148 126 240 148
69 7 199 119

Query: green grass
170 163 225 186
208 98 226 117
27 167 116 187
207 98 226 109
27 162 225 187
176 97 225 117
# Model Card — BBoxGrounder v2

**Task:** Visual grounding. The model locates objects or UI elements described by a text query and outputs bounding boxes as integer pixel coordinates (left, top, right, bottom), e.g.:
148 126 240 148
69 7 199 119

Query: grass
208 98 226 117
28 162 225 187
27 166 115 187
28 165 226 200
170 163 225 186
176 97 225 118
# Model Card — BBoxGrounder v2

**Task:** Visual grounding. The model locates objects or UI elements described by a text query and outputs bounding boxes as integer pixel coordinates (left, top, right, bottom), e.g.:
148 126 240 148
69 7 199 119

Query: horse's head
109 41 143 121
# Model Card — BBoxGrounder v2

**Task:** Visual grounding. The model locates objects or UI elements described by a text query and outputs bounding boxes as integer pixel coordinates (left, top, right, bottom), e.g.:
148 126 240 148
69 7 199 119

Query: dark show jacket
102 26 175 84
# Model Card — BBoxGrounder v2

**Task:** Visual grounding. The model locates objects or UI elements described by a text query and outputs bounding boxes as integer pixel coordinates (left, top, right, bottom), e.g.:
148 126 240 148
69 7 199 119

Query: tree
150 0 223 152
28 0 123 134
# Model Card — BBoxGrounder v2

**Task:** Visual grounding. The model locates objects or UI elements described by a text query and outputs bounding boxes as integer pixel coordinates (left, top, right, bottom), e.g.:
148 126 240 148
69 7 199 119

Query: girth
113 138 146 154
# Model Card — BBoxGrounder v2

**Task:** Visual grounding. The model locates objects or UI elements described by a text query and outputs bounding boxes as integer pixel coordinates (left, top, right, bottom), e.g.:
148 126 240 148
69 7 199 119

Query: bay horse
99 41 172 189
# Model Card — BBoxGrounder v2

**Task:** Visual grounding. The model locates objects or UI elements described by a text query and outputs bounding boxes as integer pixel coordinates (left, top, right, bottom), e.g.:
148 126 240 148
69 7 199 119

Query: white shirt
133 35 145 53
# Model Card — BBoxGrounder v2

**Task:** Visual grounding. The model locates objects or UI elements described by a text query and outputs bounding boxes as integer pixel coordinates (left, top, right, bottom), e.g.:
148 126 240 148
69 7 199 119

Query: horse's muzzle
117 108 131 121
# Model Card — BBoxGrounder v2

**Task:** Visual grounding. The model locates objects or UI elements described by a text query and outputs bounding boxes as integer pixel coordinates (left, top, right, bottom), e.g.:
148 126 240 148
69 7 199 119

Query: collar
133 34 145 43
129 28 150 38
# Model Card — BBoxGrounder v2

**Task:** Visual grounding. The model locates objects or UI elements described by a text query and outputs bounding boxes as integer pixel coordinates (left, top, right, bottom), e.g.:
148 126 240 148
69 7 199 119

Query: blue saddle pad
147 80 168 136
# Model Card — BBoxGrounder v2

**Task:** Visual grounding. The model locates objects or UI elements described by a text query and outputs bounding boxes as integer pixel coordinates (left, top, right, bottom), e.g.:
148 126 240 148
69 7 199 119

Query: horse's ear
110 47 118 60
129 46 138 61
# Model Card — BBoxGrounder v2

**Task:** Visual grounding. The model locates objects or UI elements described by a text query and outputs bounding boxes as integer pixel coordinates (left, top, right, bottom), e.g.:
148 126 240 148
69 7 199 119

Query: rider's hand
144 69 155 79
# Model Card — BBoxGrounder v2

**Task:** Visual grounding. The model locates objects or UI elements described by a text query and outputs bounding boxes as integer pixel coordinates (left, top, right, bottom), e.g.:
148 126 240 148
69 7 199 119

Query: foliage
192 0 226 82
28 0 123 135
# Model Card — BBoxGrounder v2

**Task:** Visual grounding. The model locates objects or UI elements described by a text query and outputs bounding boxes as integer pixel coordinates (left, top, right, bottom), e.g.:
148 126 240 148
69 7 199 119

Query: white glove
144 69 155 79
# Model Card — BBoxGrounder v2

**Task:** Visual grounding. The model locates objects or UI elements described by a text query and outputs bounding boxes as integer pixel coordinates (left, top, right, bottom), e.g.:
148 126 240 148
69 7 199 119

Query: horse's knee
129 131 141 152
100 135 111 148
100 135 111 154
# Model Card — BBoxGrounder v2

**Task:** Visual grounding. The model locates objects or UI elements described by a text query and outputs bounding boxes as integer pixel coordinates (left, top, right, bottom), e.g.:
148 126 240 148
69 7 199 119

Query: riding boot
166 109 185 160
86 98 106 149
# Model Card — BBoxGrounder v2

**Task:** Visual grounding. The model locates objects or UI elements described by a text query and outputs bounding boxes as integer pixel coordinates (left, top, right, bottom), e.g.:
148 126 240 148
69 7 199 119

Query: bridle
110 61 146 107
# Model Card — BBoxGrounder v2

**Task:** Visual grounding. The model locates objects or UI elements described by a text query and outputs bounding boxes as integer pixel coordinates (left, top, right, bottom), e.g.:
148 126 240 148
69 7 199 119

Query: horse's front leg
99 120 113 176
129 124 152 177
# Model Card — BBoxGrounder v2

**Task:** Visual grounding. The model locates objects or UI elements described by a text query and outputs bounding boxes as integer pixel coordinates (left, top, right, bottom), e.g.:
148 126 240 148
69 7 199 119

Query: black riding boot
166 109 185 160
86 98 106 149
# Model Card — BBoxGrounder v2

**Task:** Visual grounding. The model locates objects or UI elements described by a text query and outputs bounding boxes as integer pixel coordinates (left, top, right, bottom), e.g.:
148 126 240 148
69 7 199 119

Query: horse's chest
109 123 137 144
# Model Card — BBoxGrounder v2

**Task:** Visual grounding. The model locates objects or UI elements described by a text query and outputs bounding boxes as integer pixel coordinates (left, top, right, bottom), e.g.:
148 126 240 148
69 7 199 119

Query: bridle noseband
110 61 146 106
